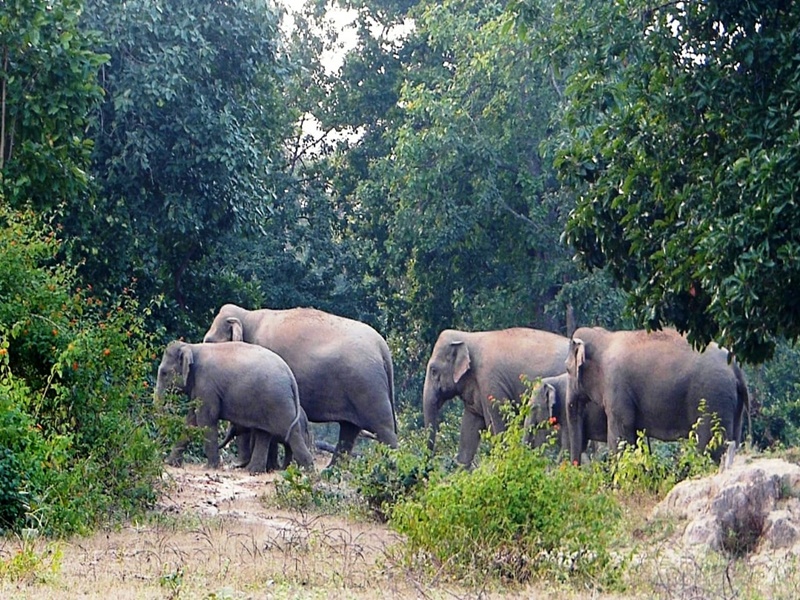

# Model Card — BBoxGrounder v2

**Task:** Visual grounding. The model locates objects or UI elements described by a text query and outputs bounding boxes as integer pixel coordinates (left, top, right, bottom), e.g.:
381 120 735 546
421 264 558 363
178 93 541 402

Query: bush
389 421 624 588
0 208 162 535
348 429 441 521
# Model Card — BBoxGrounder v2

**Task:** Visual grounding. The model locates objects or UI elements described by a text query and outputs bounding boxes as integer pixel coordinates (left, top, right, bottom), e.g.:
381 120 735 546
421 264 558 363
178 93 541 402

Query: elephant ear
180 345 194 388
227 317 244 342
451 341 471 384
567 338 586 378
545 383 558 419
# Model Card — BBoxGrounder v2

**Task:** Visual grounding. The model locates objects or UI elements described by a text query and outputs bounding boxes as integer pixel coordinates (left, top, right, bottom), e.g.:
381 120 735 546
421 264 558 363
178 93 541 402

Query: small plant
159 566 185 599
273 465 319 510
608 402 724 497
0 537 62 584
609 432 672 495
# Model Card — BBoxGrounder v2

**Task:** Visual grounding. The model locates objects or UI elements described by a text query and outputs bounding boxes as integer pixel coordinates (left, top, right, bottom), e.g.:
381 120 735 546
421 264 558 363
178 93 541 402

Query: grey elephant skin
203 304 397 463
155 341 314 473
523 373 607 455
219 411 312 471
565 327 749 465
423 328 570 467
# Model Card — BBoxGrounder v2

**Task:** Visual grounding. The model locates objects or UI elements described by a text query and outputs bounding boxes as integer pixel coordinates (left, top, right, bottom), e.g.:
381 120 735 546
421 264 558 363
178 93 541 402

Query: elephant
202 304 397 464
564 327 749 465
522 373 607 455
219 407 313 471
423 328 570 467
156 340 315 473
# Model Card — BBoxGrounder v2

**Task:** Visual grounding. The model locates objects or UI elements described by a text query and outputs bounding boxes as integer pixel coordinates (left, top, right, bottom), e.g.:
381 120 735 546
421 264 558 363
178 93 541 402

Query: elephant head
423 337 471 453
203 314 243 343
523 380 559 448
155 342 194 399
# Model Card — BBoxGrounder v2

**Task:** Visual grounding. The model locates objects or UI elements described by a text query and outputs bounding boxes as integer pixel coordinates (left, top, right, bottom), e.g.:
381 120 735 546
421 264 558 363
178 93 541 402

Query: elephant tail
382 341 397 435
284 373 303 442
734 364 751 446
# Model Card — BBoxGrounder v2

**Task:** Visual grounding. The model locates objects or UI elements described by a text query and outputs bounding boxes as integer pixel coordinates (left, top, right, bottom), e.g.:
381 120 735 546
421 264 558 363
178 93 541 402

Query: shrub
0 208 162 535
348 429 441 521
389 421 624 587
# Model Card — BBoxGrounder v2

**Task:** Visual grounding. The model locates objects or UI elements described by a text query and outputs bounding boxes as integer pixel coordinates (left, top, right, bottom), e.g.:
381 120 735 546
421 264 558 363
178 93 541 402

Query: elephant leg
203 422 221 469
165 409 197 466
329 421 361 467
456 410 486 468
232 431 253 468
265 438 281 471
280 444 293 470
286 431 315 471
371 423 398 448
247 430 273 474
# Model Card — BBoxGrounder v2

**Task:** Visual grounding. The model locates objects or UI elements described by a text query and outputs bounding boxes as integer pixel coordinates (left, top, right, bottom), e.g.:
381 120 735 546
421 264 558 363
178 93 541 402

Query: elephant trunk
423 379 440 455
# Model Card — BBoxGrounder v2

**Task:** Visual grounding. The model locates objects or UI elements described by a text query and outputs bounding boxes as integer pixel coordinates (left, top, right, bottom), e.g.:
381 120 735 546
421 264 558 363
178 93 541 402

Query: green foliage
0 0 107 211
348 430 437 521
0 208 162 535
0 446 27 533
272 465 364 515
536 0 800 362
273 465 323 511
608 407 723 497
390 421 623 587
0 536 62 584
746 340 800 450
64 0 293 336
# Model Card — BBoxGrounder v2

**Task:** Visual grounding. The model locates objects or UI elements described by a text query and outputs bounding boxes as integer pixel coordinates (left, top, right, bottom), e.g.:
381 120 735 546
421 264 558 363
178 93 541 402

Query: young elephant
565 327 749 465
522 373 607 455
156 341 314 473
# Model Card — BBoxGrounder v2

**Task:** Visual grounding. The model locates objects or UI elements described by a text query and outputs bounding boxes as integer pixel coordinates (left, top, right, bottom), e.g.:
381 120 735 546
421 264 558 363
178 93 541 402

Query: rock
653 457 800 556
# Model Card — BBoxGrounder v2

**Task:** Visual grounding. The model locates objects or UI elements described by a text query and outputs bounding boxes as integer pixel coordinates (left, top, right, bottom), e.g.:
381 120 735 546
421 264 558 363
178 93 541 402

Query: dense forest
2 0 800 553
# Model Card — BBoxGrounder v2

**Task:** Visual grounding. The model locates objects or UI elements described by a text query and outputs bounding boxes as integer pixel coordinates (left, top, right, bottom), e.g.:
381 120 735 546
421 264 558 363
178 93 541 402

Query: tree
67 0 291 335
375 0 575 340
0 0 106 210
543 0 800 362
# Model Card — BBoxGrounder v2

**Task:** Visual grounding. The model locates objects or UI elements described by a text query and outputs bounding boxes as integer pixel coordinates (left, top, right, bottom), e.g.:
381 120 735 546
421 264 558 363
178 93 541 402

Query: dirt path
1 457 426 599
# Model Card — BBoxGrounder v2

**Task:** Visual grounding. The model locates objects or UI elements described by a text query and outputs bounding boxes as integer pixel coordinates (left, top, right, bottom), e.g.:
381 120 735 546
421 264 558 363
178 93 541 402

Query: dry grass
0 460 641 599
6 454 800 599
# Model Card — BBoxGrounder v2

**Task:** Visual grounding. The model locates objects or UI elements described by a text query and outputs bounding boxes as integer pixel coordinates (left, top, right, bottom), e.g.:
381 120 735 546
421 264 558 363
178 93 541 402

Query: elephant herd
155 303 749 473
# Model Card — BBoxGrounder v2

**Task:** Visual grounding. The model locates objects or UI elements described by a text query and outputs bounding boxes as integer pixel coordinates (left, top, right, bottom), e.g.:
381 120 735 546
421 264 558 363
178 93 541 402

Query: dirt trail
1 457 418 599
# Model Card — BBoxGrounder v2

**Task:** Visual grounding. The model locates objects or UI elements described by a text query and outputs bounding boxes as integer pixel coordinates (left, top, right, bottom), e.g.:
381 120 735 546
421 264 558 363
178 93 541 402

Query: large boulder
653 458 800 555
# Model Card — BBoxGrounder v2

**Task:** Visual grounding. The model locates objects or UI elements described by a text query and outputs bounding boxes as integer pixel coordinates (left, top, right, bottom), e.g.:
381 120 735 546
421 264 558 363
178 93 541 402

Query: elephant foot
231 457 250 468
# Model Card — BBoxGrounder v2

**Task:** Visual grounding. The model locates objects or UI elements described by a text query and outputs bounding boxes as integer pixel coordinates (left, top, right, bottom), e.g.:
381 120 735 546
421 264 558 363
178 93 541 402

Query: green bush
0 208 162 535
348 429 440 521
389 422 624 587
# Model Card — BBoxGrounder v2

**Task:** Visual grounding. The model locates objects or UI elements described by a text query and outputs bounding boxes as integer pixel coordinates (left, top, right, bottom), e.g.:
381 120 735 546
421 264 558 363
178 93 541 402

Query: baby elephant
156 341 315 473
523 373 607 456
